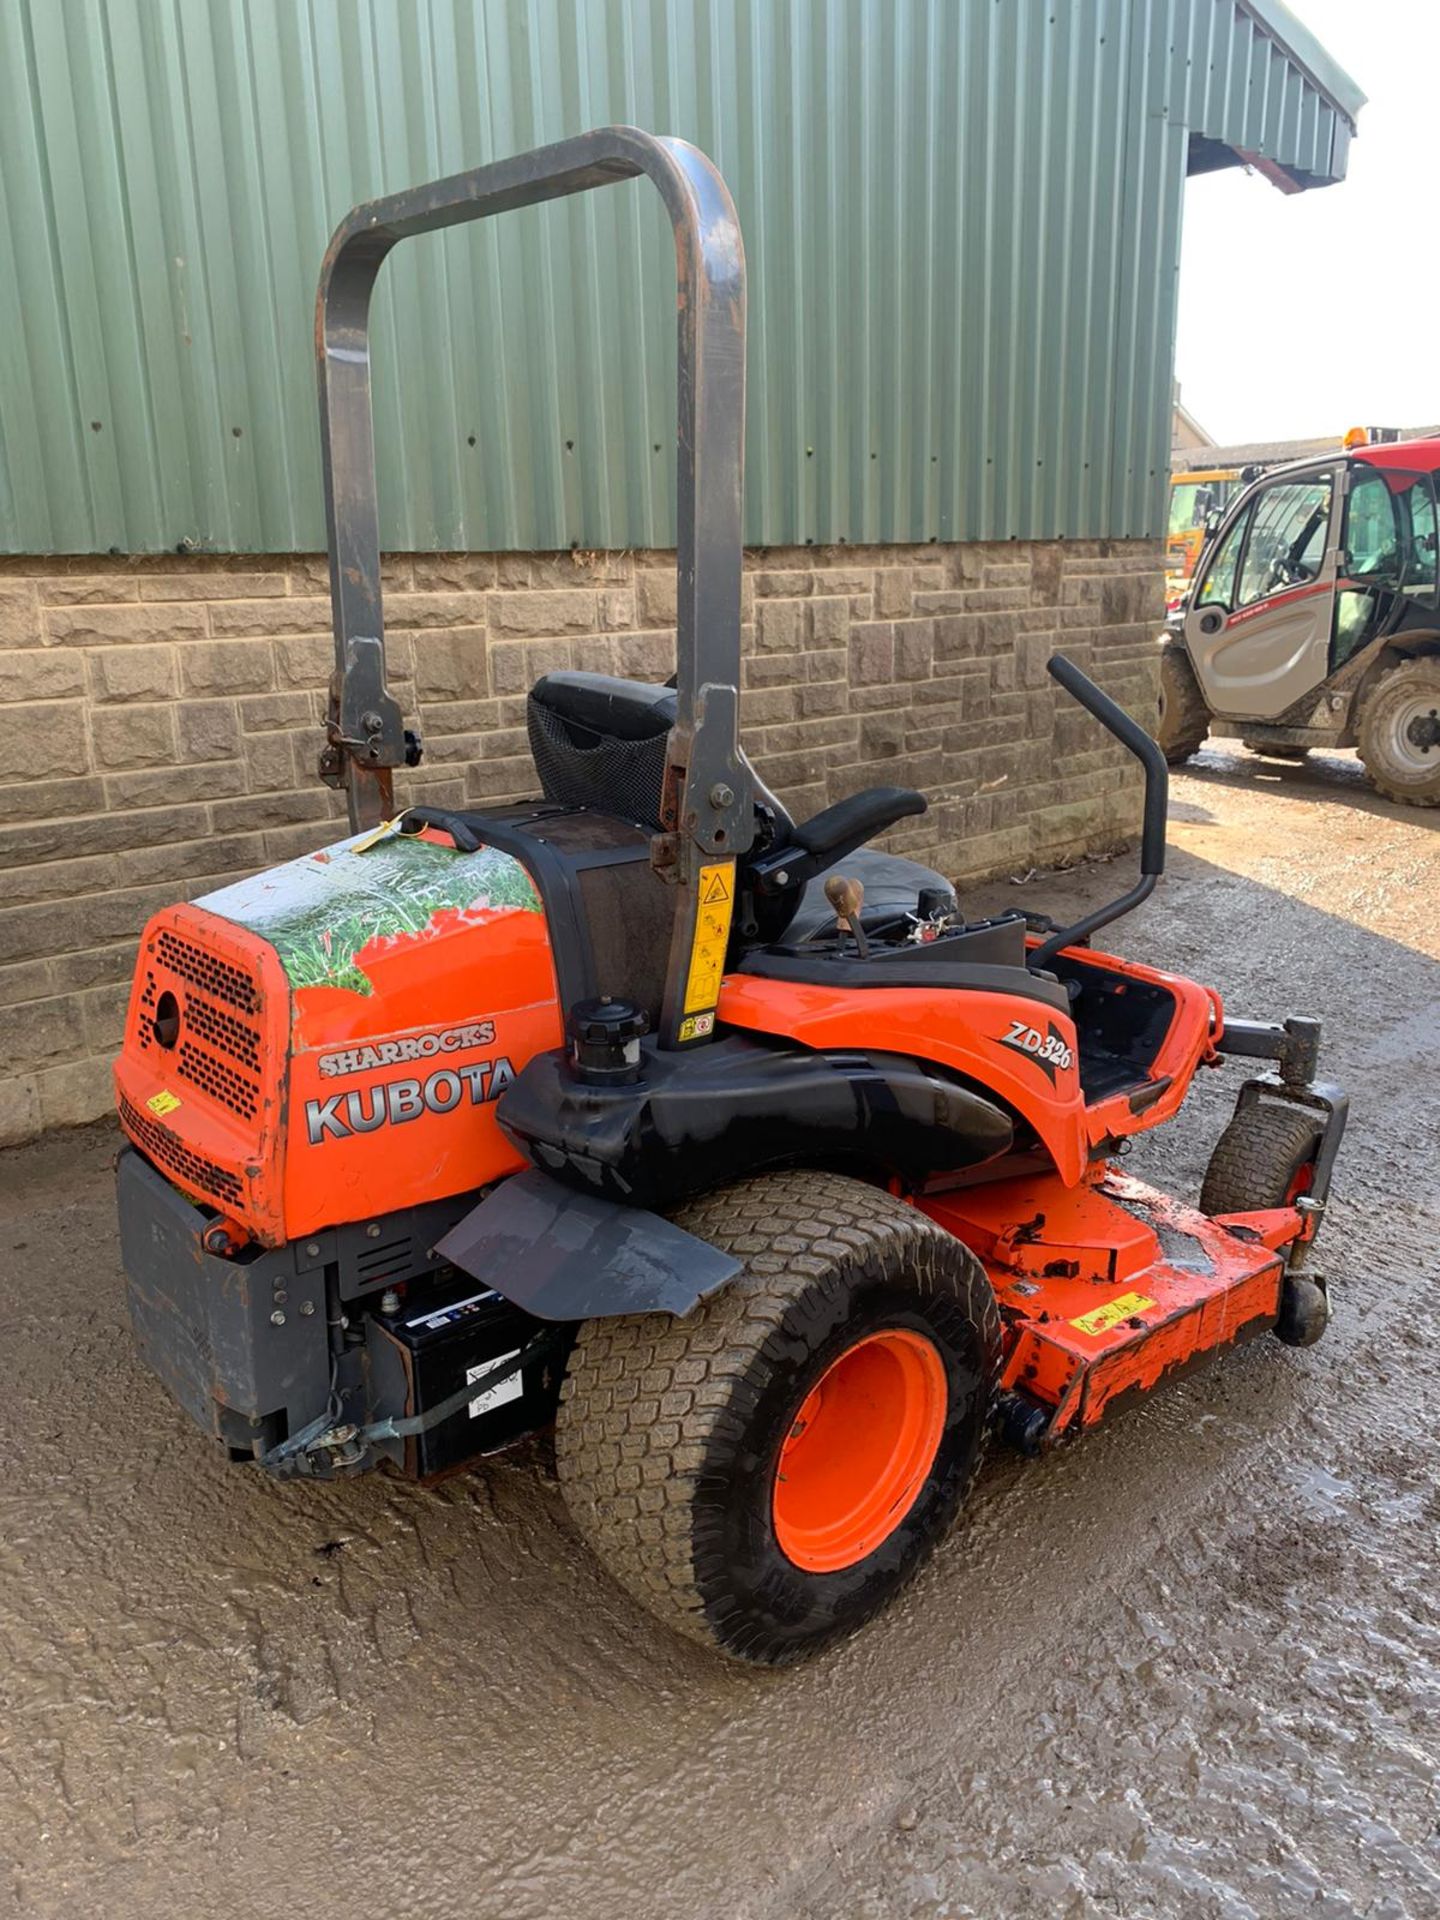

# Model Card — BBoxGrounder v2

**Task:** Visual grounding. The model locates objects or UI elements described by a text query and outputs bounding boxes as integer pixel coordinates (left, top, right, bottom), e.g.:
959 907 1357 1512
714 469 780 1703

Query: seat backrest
528 673 795 837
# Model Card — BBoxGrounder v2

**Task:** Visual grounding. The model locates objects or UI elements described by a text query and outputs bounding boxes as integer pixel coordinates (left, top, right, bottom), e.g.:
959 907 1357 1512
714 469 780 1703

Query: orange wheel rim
772 1328 948 1573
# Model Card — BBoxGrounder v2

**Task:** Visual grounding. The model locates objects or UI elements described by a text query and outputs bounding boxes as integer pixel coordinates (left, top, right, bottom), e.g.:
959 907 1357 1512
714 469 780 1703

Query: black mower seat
530 671 676 744
529 671 798 840
787 847 956 941
527 670 955 940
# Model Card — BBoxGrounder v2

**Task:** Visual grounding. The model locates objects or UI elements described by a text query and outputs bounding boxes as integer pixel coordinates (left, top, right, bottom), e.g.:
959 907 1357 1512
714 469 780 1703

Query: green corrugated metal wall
0 0 1358 556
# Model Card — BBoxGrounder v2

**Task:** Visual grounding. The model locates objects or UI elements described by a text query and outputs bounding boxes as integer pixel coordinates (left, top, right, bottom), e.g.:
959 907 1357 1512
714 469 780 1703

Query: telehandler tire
1157 643 1210 764
1356 655 1440 806
555 1170 1000 1665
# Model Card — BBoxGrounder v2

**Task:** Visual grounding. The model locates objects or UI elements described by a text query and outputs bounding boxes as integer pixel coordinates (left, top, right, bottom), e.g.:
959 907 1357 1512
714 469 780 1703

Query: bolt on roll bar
313 126 753 885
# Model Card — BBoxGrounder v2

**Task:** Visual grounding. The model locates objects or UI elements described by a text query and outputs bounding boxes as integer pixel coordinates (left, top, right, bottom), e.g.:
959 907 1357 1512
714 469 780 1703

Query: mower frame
111 128 1350 1658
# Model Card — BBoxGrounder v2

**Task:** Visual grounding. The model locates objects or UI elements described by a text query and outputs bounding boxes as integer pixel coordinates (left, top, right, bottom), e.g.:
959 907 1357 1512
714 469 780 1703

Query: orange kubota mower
114 130 1347 1664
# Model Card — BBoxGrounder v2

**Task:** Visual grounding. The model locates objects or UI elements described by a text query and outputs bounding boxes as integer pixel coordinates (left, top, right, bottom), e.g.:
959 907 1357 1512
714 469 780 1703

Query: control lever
825 873 869 957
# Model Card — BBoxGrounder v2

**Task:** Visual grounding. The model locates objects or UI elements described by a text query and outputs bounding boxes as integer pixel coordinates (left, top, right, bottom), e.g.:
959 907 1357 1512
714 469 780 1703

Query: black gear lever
824 873 869 957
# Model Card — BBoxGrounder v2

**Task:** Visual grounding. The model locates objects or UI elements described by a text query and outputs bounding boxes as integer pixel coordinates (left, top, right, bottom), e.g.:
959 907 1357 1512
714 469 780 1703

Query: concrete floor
1 740 1437 1920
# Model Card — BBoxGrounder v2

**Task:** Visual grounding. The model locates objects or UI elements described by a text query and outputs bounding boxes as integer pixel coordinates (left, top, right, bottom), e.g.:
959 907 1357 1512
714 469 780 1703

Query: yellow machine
1166 468 1243 604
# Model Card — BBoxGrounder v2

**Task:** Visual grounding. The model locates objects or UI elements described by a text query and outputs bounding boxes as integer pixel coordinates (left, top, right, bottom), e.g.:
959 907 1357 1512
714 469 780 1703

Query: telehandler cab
1158 438 1440 804
114 130 1347 1664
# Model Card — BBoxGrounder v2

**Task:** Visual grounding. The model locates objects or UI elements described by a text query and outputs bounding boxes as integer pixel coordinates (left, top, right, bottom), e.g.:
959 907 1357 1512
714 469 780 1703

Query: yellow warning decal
683 859 736 1016
1071 1291 1155 1337
678 1012 716 1044
146 1089 182 1118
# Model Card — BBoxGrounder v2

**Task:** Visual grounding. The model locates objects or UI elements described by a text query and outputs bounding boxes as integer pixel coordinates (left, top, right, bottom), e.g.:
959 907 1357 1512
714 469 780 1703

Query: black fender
442 1037 1015 1320
496 1033 1016 1213
434 1167 742 1320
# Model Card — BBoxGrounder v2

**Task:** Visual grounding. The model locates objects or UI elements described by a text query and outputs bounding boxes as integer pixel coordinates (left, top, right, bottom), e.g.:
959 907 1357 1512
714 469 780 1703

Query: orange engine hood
114 825 563 1246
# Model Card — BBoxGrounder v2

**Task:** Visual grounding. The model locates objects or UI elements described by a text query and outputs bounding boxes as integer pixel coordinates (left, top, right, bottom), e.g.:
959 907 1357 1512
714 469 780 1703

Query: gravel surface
1 739 1436 1920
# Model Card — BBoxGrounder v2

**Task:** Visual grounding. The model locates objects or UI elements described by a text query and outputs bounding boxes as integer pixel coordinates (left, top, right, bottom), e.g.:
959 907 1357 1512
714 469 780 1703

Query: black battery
368 1279 557 1478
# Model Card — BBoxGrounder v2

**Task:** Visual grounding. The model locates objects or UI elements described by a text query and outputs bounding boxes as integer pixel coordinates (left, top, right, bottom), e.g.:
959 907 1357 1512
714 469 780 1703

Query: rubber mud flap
435 1168 742 1320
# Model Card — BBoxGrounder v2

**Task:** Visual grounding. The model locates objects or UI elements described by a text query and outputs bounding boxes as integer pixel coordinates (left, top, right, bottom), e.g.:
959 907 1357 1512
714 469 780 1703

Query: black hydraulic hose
1029 655 1168 971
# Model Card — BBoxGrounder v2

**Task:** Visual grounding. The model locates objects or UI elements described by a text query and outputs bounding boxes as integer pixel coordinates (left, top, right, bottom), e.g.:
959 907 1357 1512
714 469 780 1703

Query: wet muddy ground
1 741 1437 1919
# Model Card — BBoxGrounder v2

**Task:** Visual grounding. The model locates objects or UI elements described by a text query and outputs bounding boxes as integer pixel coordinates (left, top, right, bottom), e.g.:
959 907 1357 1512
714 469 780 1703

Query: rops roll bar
313 126 752 888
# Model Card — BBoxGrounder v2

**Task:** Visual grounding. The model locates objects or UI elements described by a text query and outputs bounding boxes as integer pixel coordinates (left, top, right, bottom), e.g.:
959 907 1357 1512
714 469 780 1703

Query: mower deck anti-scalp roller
111 126 1347 1667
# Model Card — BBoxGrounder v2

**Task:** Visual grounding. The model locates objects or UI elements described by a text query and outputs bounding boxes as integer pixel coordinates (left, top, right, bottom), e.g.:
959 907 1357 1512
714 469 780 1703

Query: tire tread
555 1170 998 1657
1200 1102 1323 1216
1158 643 1210 765
1357 656 1440 807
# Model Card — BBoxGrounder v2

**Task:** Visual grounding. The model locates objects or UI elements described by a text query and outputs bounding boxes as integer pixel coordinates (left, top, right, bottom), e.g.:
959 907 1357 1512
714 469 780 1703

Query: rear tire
1157 643 1210 764
555 1171 1000 1665
1356 656 1440 805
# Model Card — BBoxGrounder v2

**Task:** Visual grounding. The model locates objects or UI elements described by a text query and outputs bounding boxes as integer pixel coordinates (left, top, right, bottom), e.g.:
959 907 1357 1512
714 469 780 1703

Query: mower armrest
747 788 926 896
792 787 927 854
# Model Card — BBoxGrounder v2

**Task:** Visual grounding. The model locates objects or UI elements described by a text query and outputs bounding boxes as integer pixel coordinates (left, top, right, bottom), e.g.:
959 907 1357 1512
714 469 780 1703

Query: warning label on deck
683 860 736 1015
1070 1291 1156 1337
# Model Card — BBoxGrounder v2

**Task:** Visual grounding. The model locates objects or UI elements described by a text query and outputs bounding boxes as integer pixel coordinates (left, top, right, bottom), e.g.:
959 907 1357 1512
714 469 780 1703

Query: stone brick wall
0 538 1161 1145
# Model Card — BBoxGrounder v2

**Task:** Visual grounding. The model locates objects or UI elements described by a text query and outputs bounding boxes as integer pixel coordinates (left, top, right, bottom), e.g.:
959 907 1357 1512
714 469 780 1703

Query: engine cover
114 823 564 1245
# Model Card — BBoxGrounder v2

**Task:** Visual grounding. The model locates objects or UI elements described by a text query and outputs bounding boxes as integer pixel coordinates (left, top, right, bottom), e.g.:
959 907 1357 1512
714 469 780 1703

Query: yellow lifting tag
678 858 737 1041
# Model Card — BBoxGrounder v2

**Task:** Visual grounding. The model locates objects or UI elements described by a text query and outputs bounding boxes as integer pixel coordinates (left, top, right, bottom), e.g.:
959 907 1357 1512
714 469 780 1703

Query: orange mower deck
922 1171 1298 1443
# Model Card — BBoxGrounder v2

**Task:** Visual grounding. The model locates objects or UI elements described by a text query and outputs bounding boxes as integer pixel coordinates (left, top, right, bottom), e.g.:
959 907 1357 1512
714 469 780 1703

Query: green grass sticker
197 829 541 995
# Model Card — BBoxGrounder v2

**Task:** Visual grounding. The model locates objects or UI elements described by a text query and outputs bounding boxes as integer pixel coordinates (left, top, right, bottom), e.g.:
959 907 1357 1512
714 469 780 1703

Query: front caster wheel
555 1170 1000 1665
1201 1101 1323 1219
1202 1102 1329 1346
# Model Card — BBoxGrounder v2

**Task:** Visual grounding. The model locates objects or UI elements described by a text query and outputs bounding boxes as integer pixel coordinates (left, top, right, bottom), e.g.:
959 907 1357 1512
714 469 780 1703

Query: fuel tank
114 824 563 1246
